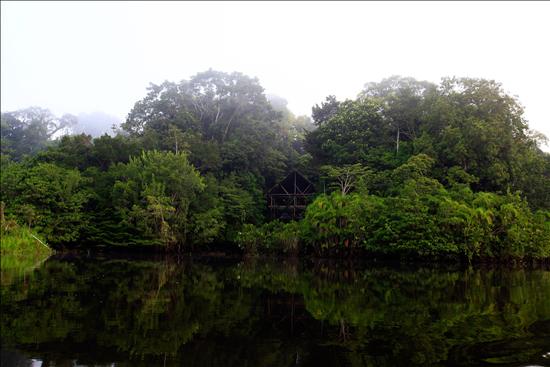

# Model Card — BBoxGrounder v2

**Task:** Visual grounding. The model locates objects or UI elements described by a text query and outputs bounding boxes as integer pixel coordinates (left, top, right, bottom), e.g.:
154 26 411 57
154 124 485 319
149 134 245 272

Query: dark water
1 255 549 367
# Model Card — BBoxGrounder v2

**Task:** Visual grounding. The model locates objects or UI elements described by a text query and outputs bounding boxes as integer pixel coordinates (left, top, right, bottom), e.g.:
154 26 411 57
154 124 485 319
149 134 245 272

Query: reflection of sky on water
29 359 117 367
0 352 117 367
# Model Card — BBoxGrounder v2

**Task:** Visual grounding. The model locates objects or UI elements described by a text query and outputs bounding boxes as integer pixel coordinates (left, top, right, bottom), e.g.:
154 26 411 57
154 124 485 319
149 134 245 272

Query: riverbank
43 241 550 268
0 226 53 285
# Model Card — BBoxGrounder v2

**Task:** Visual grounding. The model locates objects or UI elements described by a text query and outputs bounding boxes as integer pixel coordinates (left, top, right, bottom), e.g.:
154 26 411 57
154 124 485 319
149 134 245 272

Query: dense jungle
1 71 549 261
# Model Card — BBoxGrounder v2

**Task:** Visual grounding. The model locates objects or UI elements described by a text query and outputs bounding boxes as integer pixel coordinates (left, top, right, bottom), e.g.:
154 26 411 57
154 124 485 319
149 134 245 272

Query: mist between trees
1 70 549 260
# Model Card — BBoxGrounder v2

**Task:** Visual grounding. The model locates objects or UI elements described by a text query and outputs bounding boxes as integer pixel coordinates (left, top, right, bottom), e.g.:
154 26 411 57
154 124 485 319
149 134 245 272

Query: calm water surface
1 255 549 366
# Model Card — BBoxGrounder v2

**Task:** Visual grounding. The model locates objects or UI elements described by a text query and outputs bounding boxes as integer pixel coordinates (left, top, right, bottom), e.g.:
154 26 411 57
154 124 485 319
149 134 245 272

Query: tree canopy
1 71 549 259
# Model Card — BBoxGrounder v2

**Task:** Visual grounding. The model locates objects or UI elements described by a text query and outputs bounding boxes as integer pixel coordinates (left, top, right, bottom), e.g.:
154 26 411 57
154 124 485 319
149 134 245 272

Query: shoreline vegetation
1 71 549 262
236 188 550 263
0 221 53 285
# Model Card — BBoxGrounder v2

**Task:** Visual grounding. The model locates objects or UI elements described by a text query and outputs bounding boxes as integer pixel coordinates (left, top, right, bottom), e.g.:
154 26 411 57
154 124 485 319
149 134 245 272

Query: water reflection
1 255 549 366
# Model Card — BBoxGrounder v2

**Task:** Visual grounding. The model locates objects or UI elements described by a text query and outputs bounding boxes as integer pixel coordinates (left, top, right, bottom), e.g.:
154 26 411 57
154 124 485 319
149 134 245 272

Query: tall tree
312 95 341 125
1 107 77 160
109 150 204 247
305 99 395 168
122 69 302 187
360 76 437 154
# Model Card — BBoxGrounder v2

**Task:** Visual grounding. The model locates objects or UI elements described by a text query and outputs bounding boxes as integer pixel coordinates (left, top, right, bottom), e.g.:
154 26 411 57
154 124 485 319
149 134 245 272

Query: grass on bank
1 223 53 285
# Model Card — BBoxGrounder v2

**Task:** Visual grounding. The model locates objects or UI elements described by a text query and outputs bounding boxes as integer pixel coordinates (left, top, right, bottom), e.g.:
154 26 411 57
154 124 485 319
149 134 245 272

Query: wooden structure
268 171 315 220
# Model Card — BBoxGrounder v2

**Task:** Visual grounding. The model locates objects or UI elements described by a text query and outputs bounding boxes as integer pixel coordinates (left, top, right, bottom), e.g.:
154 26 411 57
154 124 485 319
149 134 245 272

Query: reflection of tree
234 261 550 366
1 258 549 366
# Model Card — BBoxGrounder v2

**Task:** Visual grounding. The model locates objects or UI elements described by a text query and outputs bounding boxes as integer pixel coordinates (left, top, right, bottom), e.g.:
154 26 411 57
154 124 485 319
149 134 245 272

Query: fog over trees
1 71 549 260
73 111 121 138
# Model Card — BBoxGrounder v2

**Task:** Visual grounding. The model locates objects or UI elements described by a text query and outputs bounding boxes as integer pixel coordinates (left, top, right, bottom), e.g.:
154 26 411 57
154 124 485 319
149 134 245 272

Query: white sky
1 1 549 149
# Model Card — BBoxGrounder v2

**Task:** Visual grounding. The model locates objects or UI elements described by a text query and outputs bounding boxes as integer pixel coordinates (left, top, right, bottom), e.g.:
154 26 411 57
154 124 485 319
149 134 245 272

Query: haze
1 1 549 149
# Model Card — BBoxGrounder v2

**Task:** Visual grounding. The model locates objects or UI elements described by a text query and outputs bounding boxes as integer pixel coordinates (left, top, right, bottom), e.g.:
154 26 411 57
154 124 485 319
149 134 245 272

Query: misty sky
1 1 549 149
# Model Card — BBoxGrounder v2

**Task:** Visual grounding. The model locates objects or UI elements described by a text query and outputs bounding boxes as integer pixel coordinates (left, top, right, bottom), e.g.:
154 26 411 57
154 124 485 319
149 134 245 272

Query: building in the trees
268 171 315 220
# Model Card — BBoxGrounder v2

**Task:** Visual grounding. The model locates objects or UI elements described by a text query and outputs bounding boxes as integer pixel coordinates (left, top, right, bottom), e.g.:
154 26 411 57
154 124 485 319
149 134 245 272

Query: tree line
1 70 549 259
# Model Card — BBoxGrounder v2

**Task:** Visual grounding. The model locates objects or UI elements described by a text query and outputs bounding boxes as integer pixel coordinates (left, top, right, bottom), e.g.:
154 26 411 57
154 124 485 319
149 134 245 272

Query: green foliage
236 220 305 255
311 95 341 125
109 150 204 247
271 220 303 255
252 155 550 260
1 161 90 244
391 153 435 185
306 76 550 211
1 72 548 257
301 193 368 254
267 93 315 155
35 133 141 171
0 222 52 286
189 207 225 246
121 69 303 187
321 163 372 195
306 98 397 168
235 223 262 255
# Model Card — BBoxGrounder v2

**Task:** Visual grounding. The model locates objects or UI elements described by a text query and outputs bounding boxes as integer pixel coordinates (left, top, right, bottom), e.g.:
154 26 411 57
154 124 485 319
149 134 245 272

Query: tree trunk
396 126 400 153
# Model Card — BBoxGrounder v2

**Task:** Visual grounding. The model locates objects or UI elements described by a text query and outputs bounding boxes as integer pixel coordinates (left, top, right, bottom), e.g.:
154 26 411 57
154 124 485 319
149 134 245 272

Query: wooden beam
280 184 290 195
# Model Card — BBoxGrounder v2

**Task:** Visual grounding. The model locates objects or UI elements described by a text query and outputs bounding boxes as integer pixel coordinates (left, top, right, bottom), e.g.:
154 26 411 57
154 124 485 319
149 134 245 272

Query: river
1 254 549 366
